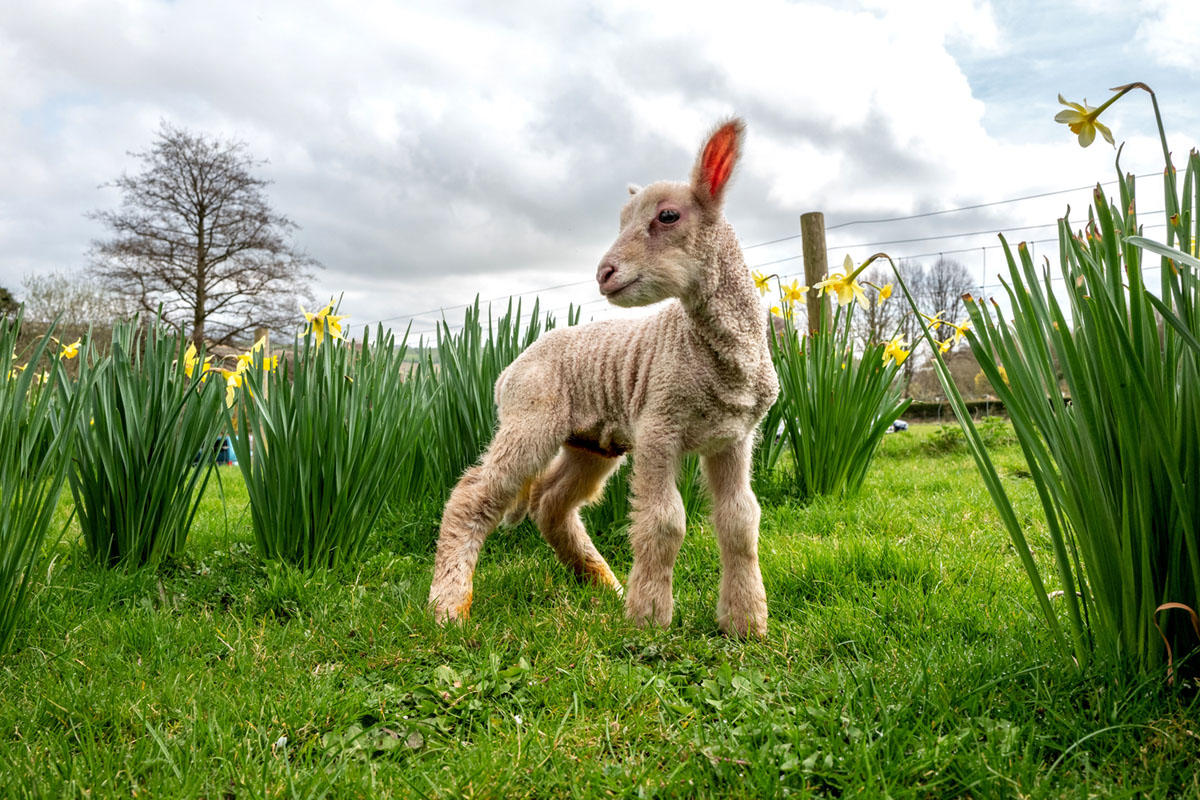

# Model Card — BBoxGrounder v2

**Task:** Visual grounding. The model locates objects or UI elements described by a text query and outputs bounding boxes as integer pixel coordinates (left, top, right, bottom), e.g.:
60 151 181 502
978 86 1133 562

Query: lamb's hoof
624 595 673 629
430 591 472 625
583 560 624 597
717 608 768 638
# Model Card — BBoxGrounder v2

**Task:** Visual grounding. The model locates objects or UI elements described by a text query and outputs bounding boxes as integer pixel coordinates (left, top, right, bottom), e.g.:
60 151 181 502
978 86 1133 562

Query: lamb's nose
597 262 617 286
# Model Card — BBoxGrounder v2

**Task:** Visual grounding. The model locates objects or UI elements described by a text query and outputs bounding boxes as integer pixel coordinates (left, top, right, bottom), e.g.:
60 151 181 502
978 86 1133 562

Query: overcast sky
2 0 1197 338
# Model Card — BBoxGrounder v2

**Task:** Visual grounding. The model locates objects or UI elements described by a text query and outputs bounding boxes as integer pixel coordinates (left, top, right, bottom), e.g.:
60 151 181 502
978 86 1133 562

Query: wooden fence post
801 211 830 334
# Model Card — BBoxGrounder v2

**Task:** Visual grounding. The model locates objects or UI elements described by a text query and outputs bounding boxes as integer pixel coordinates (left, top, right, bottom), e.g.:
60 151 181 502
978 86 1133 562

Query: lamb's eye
657 209 680 224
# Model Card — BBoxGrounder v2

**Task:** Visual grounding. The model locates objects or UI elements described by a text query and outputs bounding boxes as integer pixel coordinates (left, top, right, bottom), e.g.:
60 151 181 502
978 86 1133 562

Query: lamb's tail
493 364 512 406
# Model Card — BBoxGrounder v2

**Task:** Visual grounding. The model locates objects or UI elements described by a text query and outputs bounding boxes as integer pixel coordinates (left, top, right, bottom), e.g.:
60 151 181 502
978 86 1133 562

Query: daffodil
948 318 971 345
57 338 81 360
752 271 771 296
814 255 869 310
301 301 347 347
876 283 893 305
921 310 959 344
770 305 783 318
882 335 910 367
182 343 212 379
1054 93 1115 148
219 368 244 408
232 336 280 374
782 279 808 306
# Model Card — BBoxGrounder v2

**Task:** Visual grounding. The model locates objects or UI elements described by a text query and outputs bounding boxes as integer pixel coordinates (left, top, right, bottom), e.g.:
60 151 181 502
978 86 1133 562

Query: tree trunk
193 213 206 347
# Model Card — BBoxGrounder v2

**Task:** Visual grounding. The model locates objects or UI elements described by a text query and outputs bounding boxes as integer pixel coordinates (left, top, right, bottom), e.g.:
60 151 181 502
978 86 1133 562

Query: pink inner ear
701 124 739 197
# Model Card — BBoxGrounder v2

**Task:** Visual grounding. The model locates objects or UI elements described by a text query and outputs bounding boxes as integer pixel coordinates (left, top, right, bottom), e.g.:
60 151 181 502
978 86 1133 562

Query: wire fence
364 172 1172 339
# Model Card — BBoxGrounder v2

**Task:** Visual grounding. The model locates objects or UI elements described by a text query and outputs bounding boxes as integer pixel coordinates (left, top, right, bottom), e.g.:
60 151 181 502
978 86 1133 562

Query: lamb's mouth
601 276 640 297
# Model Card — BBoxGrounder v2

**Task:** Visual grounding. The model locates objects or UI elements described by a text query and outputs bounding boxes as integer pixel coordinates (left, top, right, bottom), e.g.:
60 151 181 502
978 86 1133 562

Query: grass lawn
2 424 1197 798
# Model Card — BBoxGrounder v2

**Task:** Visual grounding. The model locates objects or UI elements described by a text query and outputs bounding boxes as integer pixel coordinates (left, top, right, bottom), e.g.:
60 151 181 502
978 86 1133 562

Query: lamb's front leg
625 447 685 628
703 436 768 637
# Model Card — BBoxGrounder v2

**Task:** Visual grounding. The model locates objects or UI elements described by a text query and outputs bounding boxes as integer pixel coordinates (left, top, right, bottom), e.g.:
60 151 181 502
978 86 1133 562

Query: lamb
427 118 779 636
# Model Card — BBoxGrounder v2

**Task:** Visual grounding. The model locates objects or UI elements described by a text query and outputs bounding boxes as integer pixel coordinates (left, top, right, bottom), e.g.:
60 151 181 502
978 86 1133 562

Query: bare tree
89 122 317 347
20 270 134 326
853 265 904 348
920 257 977 346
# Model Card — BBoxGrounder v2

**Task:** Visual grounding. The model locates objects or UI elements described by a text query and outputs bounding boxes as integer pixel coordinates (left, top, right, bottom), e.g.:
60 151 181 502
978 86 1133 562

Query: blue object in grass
213 435 237 466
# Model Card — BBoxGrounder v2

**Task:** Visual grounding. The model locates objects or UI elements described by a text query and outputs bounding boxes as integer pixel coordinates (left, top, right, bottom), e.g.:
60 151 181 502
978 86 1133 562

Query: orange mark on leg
583 559 622 592
455 590 473 620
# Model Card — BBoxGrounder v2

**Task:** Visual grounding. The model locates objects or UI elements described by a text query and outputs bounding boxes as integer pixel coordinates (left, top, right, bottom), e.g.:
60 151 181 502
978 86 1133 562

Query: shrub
0 315 83 653
229 309 426 569
63 316 224 568
924 417 1015 454
759 288 910 502
905 84 1200 674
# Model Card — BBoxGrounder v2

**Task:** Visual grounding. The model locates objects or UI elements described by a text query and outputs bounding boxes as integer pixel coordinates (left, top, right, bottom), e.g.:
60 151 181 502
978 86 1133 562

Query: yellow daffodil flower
1054 94 1115 148
949 318 971 345
55 338 81 359
752 271 771 296
877 283 893 305
923 310 970 346
183 343 213 379
769 305 783 318
232 336 280 374
219 368 244 408
882 335 910 367
814 255 869 310
782 279 809 306
301 301 347 347
939 338 953 354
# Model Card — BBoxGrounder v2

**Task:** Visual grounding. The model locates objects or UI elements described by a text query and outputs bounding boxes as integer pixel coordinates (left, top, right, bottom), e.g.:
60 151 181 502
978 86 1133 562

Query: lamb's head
596 118 745 307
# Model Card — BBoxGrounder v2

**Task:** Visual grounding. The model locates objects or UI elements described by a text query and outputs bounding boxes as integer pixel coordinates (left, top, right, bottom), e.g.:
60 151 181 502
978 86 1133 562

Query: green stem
1107 82 1177 222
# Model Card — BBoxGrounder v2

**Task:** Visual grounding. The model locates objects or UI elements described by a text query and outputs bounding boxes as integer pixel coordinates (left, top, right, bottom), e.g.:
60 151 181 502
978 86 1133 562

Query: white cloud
1135 0 1200 71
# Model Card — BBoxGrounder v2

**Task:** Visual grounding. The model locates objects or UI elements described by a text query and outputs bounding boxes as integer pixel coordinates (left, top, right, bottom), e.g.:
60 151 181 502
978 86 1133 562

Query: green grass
2 424 1197 798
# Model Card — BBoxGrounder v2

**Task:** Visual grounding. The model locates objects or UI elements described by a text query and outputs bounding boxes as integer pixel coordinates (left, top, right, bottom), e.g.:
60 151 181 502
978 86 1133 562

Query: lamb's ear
691 117 745 210
627 183 643 196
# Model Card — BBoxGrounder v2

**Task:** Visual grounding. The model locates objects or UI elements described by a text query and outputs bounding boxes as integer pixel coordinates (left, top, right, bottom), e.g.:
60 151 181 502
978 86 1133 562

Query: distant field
2 423 1196 798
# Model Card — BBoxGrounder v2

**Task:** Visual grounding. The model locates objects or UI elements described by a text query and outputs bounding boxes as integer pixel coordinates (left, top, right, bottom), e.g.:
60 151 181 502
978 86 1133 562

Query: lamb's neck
681 249 765 380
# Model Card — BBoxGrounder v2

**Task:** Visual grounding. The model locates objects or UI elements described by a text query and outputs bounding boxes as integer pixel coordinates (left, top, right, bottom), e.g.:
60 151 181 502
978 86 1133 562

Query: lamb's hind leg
703 436 767 637
530 445 624 594
428 423 561 623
